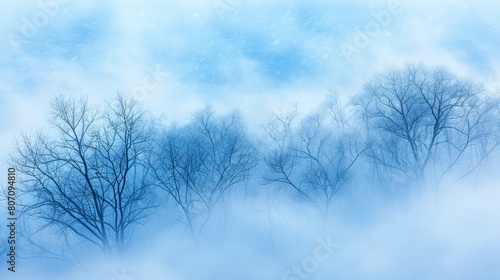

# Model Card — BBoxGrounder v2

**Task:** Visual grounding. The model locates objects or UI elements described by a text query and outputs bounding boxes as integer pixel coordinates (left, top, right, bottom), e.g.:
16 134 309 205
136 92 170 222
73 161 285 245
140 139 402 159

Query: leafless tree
263 93 365 222
150 107 258 240
354 63 500 193
11 94 155 263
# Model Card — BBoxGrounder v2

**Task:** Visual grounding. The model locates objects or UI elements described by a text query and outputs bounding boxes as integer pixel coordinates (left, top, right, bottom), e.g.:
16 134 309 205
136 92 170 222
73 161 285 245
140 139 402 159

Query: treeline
10 63 500 265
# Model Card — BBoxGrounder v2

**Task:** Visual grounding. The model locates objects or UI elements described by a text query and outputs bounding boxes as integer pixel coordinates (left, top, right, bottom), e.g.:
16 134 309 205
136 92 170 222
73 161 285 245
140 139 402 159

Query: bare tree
355 63 500 193
11 94 155 263
150 107 257 240
263 93 365 222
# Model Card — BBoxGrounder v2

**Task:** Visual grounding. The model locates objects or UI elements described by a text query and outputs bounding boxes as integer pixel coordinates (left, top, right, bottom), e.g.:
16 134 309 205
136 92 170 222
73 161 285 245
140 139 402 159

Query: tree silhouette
150 107 257 240
12 94 155 263
355 63 500 193
264 93 365 222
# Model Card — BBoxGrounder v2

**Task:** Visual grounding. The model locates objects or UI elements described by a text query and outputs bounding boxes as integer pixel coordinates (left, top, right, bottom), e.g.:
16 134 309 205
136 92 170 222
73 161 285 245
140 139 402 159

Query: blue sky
1 0 500 169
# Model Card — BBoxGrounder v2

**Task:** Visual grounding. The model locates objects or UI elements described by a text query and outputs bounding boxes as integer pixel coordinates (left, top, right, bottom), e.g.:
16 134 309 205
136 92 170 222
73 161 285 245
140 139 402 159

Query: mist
4 174 500 280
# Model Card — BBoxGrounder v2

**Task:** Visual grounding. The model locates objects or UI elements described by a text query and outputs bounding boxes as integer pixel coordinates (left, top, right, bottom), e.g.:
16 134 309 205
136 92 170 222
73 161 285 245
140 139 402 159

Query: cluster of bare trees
149 108 258 240
263 94 365 222
12 95 155 263
8 63 500 265
10 94 260 264
355 64 500 194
